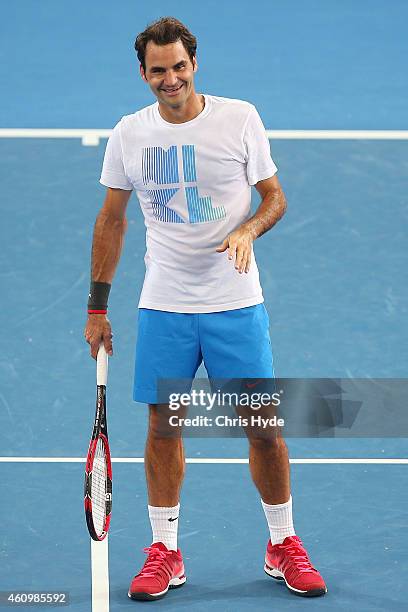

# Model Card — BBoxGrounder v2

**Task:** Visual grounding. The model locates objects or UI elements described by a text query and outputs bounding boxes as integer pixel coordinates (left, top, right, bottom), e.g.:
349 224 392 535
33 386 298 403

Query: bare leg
145 404 185 506
248 436 291 504
236 402 291 503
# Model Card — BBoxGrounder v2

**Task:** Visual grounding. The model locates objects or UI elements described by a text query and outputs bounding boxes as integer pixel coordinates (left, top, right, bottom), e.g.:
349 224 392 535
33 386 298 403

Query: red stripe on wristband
88 309 107 314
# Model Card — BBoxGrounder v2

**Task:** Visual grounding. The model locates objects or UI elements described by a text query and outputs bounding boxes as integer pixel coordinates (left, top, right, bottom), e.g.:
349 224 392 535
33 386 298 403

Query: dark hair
135 17 197 72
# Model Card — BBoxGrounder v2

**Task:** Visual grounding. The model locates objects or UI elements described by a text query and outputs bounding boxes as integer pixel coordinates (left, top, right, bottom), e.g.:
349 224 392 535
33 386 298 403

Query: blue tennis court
1 1 407 610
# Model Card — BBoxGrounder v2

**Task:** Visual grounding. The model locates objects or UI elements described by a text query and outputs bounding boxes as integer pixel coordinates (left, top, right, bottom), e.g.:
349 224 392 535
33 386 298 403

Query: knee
249 434 287 454
148 404 183 440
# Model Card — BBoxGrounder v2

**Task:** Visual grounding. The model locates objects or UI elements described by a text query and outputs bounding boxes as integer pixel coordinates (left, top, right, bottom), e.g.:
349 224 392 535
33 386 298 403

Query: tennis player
84 17 327 601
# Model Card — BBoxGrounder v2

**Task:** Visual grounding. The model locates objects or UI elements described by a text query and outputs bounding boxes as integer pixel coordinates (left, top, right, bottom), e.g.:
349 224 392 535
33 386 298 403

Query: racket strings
91 437 108 536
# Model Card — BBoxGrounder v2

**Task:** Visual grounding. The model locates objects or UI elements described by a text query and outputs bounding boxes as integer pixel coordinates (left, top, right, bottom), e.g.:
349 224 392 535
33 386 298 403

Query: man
84 16 327 601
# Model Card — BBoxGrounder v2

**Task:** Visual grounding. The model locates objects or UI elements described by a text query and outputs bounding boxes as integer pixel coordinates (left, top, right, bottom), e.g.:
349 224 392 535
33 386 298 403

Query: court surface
1 1 407 610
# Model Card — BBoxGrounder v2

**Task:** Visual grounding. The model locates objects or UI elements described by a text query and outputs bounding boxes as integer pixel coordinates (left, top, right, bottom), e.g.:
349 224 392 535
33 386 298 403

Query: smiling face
140 39 198 111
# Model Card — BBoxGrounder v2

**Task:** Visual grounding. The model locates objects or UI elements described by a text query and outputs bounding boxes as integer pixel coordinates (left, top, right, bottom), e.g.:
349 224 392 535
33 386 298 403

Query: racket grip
97 343 108 386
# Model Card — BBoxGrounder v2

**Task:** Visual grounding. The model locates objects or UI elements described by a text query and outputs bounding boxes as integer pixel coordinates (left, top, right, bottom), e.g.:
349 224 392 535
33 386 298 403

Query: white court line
0 128 408 146
266 130 408 140
91 537 109 612
0 128 111 146
0 456 407 464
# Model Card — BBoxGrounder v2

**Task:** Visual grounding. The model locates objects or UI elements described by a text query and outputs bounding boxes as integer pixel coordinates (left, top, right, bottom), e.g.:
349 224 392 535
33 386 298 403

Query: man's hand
84 314 113 359
216 227 255 274
216 177 287 274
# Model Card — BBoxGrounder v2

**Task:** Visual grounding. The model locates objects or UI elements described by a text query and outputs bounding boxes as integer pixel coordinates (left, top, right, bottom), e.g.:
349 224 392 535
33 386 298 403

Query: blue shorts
133 303 274 404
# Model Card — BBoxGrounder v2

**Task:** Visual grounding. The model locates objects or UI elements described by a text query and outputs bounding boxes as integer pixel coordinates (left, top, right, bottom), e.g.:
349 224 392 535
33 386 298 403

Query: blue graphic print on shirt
142 145 226 224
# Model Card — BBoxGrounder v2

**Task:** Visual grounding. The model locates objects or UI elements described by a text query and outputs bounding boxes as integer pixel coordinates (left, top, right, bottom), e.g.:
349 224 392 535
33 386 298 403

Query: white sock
261 496 296 545
148 503 180 551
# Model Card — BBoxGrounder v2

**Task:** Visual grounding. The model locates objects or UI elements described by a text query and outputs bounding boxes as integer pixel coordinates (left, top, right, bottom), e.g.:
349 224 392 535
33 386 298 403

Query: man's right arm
84 187 132 359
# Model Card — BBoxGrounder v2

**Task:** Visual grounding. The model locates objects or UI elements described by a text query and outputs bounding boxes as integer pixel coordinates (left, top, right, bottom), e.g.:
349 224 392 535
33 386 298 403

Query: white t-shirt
100 95 277 313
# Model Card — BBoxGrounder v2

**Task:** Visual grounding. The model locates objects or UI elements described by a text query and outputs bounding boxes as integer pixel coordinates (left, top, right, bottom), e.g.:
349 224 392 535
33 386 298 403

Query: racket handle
97 343 108 386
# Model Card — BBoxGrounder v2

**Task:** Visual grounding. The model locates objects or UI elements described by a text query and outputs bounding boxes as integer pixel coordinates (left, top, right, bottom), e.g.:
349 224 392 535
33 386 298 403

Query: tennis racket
84 344 112 541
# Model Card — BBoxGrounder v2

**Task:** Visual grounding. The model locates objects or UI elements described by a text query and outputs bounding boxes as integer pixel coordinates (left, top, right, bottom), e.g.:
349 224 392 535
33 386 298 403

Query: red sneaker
128 542 186 601
264 536 327 597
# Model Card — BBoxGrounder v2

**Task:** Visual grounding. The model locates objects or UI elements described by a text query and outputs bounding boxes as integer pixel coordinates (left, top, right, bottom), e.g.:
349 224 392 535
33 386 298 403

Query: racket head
84 431 112 541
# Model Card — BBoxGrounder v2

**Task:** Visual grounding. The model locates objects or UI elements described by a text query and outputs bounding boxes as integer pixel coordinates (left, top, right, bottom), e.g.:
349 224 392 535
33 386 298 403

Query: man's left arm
216 175 287 273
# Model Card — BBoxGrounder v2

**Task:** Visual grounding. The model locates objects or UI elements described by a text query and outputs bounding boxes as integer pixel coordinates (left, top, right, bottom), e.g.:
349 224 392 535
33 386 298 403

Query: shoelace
138 546 174 578
279 539 316 578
